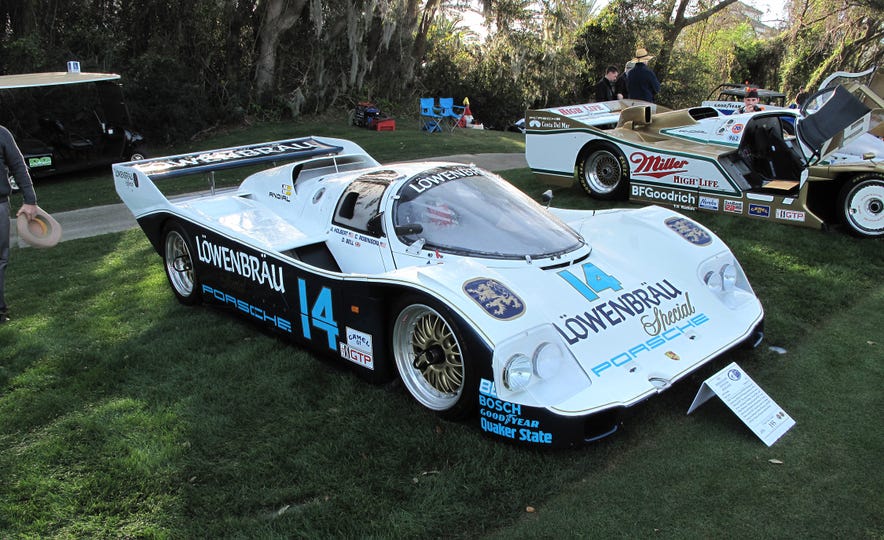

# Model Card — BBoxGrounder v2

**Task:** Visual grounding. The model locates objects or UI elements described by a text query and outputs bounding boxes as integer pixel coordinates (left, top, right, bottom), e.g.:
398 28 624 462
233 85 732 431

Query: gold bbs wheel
392 302 466 412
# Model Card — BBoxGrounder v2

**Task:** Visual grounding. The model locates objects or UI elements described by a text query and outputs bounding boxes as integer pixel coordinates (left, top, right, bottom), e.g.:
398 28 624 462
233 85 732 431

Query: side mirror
367 212 385 237
394 223 424 236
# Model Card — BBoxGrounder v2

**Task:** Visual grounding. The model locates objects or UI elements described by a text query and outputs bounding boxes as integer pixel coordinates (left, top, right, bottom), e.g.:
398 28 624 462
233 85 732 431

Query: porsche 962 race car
113 137 764 447
526 82 883 237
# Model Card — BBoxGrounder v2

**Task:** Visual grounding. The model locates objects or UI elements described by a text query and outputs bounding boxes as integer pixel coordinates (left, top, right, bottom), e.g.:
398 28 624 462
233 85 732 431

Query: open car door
797 85 879 164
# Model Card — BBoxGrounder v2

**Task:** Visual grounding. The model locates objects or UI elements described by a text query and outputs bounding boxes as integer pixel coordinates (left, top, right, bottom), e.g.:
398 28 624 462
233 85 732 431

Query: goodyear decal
463 278 525 320
665 217 712 246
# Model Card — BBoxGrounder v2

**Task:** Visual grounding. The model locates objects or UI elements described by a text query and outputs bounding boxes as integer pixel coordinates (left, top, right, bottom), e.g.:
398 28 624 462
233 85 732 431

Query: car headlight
504 354 533 391
493 325 592 407
533 342 564 379
721 264 737 292
699 253 756 308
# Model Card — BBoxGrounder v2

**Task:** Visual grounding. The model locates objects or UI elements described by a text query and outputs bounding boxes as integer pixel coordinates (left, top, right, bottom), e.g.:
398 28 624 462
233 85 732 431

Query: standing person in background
627 48 660 103
0 125 38 324
616 61 633 100
594 66 621 102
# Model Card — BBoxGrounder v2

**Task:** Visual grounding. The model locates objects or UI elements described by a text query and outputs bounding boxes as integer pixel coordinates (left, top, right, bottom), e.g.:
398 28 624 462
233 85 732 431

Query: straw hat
17 206 62 248
631 48 655 63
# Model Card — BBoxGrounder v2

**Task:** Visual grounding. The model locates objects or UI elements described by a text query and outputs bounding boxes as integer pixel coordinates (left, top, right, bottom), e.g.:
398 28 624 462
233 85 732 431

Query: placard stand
688 362 794 446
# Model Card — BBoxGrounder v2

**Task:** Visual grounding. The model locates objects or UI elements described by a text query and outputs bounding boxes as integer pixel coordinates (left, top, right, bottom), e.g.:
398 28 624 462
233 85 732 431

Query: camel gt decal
464 278 525 320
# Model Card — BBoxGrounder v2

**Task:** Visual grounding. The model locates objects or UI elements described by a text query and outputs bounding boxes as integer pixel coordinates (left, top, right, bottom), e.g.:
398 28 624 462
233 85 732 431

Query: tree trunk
654 0 738 82
255 0 307 96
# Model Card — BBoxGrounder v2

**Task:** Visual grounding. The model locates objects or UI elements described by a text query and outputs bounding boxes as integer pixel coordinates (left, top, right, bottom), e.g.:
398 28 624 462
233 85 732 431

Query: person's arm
0 127 37 212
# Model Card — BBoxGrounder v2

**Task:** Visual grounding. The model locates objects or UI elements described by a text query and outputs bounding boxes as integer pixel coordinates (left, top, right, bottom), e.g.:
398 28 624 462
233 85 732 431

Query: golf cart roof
0 72 121 90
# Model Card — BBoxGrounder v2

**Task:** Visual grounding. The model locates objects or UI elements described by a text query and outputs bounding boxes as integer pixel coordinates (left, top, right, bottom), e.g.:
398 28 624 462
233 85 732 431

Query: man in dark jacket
0 125 38 323
594 65 622 102
626 48 661 103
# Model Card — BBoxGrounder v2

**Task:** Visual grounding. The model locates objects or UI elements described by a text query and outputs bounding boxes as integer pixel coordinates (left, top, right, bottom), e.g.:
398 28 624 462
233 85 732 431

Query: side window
332 180 387 235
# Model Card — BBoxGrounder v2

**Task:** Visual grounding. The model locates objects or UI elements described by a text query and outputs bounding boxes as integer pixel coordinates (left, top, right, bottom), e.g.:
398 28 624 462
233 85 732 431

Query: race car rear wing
113 136 378 217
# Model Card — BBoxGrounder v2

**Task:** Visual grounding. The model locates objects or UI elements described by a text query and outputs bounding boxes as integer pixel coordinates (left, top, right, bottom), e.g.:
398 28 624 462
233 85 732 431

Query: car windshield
392 165 584 259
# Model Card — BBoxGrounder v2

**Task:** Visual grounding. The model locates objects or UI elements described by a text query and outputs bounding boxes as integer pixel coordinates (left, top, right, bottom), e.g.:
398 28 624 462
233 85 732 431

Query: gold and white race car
526 77 884 238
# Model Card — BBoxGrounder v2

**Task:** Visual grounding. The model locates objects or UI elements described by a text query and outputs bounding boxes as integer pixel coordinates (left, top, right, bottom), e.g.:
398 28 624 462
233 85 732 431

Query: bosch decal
630 152 689 179
478 379 552 444
463 278 525 320
196 237 286 293
749 204 771 217
664 217 712 246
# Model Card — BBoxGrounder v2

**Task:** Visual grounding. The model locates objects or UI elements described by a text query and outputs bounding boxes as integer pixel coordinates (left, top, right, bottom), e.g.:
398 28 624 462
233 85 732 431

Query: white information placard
688 362 795 446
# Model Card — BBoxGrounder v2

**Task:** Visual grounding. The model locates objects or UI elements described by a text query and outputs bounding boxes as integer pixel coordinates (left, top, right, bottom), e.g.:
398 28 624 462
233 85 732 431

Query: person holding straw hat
0 124 38 324
627 47 661 103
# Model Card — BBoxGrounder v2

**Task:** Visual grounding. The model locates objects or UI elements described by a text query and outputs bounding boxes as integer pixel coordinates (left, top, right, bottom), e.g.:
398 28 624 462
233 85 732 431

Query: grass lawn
1 124 882 538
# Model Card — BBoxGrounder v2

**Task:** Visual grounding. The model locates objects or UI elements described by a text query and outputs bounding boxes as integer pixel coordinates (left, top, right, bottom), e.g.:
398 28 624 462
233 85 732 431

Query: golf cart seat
39 117 93 151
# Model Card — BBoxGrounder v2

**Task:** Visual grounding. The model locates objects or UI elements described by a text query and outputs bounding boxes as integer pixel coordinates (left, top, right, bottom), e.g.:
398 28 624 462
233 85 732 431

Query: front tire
838 174 884 238
577 142 630 200
163 223 201 304
391 297 476 419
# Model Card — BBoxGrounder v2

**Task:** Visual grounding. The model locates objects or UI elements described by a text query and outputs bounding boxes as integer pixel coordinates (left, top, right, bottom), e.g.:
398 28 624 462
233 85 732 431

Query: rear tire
838 174 884 238
162 223 201 304
576 142 630 200
391 296 477 419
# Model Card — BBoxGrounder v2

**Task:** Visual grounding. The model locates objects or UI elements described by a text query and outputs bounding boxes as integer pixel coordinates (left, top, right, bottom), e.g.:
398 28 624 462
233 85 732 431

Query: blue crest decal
463 278 525 320
664 217 712 246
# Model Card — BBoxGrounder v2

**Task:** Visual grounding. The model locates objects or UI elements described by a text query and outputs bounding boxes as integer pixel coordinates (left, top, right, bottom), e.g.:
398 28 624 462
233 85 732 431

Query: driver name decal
196 236 286 293
630 152 689 179
463 278 525 320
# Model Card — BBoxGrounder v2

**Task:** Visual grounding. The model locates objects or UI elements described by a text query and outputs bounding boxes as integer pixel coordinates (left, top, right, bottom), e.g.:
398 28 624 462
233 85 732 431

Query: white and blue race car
113 137 764 447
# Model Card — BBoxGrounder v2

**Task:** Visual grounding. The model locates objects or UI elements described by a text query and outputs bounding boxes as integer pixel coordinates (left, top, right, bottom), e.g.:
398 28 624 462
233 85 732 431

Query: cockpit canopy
392 165 584 259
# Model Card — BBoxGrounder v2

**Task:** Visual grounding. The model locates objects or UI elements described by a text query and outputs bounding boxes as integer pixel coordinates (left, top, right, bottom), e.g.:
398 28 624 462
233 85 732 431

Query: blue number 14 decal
298 278 339 349
557 263 622 302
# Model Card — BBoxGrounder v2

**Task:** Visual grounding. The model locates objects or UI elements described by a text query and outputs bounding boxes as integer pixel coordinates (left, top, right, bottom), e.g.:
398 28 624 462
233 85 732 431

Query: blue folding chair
439 97 466 132
420 97 443 133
